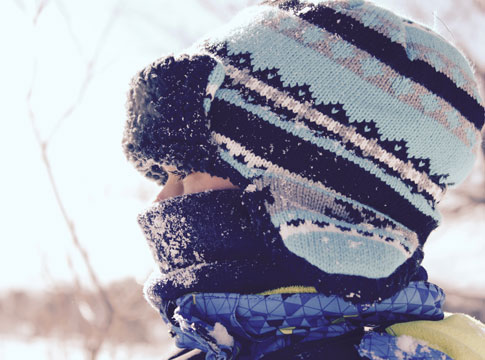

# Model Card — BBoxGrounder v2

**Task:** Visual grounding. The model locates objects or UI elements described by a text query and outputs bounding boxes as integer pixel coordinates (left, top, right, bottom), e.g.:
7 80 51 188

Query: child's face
155 165 239 202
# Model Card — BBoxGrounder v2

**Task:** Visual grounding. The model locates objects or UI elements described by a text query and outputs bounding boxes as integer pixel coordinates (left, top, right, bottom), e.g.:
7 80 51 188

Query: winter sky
0 0 484 293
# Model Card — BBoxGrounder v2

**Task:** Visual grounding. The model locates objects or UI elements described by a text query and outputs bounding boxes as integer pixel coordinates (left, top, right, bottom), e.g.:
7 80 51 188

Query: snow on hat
123 0 485 299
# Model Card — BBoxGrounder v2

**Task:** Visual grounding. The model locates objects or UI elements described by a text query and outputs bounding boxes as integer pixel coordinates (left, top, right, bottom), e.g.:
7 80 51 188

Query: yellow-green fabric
386 313 485 360
258 286 318 295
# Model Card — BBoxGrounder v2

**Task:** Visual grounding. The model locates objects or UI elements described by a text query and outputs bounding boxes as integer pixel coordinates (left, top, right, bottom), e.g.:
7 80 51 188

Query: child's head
124 0 484 299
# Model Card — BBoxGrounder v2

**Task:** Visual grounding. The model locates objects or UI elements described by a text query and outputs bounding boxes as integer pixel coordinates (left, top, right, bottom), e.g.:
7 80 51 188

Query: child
122 0 485 358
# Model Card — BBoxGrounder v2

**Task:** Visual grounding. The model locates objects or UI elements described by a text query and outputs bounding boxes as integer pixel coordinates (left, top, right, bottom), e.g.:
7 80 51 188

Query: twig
433 12 457 44
33 0 49 25
54 0 84 57
25 1 122 357
472 0 485 12
46 1 122 144
28 83 115 333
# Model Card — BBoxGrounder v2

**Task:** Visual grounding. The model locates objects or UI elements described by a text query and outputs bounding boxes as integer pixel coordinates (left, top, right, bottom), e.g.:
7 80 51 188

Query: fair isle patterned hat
123 0 485 300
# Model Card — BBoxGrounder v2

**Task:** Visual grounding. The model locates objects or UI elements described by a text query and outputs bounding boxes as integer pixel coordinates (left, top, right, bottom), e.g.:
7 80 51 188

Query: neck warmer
138 189 423 303
138 189 304 301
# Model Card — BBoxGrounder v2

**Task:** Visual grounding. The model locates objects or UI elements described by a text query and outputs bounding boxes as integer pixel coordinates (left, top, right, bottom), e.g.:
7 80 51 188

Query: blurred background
0 0 484 358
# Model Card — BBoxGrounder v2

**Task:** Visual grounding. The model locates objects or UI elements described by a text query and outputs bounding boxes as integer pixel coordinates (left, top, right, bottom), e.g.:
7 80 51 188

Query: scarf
138 189 423 303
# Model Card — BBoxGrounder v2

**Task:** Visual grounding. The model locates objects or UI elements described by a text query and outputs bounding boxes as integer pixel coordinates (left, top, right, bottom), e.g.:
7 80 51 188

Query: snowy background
0 0 484 358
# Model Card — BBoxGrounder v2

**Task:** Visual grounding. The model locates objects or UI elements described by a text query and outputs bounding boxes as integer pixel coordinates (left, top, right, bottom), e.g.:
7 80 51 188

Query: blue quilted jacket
149 275 452 359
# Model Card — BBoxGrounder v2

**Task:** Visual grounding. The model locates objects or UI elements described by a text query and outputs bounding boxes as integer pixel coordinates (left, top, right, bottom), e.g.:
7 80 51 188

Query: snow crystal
349 240 363 248
159 262 209 288
209 323 234 347
396 335 418 355
143 271 164 309
347 292 361 299
245 184 257 192
173 307 190 331
394 335 434 359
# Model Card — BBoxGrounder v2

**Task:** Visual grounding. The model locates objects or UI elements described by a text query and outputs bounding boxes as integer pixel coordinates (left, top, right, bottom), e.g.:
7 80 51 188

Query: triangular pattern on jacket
158 281 446 359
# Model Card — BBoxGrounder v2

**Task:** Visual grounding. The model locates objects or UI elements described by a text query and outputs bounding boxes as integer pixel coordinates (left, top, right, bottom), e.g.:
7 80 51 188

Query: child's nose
155 175 184 202
155 165 184 202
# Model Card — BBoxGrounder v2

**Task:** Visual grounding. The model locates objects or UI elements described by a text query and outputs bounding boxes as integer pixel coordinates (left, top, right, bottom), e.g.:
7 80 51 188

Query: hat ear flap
122 53 226 184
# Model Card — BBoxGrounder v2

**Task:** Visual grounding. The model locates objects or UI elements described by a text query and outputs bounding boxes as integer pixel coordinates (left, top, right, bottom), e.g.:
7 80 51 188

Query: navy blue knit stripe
290 4 484 130
205 44 443 186
221 78 439 200
210 97 437 237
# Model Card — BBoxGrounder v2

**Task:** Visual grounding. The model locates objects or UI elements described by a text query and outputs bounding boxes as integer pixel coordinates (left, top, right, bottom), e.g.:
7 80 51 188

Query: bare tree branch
473 0 485 12
46 0 122 144
25 1 124 358
54 0 84 57
28 90 115 358
33 0 49 25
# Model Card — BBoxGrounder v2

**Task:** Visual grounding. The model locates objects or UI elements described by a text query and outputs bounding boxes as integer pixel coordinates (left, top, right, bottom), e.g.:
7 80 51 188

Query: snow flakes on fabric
358 332 452 360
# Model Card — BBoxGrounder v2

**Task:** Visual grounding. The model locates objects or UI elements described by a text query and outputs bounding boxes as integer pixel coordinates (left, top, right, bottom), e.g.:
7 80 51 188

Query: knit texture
139 189 426 302
123 0 485 298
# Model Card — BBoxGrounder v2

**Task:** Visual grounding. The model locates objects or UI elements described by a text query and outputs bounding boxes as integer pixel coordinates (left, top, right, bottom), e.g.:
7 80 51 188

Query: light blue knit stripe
405 27 475 82
207 60 226 89
204 60 227 114
282 230 407 278
270 14 476 150
215 88 438 219
216 146 440 226
224 23 475 184
271 208 413 251
218 148 264 179
331 2 476 99
343 2 475 87
336 1 406 45
219 147 413 276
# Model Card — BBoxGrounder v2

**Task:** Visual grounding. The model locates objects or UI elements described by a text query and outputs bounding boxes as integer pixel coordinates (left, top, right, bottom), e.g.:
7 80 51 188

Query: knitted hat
123 0 485 298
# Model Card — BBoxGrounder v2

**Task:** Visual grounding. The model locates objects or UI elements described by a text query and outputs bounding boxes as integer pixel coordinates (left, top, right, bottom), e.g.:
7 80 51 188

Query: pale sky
0 0 483 293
